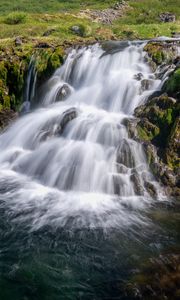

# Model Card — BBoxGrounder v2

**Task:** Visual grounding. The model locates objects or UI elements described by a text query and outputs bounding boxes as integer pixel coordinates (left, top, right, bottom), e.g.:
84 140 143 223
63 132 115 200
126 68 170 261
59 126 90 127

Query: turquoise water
0 201 179 300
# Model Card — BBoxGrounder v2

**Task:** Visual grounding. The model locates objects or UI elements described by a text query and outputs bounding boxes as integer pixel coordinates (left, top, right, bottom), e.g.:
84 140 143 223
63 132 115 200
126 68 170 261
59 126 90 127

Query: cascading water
1 41 178 300
0 42 166 231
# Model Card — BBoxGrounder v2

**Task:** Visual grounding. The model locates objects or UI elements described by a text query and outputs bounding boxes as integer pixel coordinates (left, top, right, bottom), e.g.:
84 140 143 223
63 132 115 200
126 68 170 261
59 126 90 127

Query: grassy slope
0 0 179 43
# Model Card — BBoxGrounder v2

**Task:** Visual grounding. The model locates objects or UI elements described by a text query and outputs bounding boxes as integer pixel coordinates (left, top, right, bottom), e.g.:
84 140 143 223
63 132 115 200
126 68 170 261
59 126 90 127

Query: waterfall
0 42 166 231
20 56 37 114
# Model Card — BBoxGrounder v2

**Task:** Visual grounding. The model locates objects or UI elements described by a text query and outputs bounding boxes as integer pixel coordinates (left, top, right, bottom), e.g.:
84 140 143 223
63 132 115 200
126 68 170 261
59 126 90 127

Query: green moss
164 68 180 96
137 121 160 141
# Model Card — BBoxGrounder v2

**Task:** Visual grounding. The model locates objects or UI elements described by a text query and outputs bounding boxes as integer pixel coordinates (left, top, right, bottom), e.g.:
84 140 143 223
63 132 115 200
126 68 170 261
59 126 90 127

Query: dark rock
134 73 143 81
55 84 72 102
38 108 78 142
141 79 154 91
172 32 180 38
0 109 18 131
144 181 157 197
116 139 135 168
59 107 78 133
130 172 144 196
159 12 176 23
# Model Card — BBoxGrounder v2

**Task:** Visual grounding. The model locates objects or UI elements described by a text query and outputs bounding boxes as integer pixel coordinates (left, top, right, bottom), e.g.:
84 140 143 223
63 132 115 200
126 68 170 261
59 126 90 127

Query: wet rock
141 79 154 92
134 73 143 81
19 101 31 115
116 163 129 174
159 12 176 23
55 84 72 102
59 107 78 133
172 32 180 39
113 173 127 195
102 41 130 55
144 181 157 197
116 139 135 168
130 172 144 196
39 108 78 142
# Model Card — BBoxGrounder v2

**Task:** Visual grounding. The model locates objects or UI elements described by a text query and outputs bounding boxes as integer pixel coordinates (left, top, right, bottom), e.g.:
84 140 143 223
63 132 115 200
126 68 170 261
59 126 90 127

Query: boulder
55 84 72 102
159 12 176 23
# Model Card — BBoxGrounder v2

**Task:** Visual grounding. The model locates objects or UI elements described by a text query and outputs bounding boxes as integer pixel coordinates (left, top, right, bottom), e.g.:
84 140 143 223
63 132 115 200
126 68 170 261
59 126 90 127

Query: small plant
4 12 27 25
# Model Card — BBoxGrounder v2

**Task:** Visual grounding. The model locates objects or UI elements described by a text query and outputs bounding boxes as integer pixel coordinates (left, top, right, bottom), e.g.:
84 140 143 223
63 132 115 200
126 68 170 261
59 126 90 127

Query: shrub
4 12 27 25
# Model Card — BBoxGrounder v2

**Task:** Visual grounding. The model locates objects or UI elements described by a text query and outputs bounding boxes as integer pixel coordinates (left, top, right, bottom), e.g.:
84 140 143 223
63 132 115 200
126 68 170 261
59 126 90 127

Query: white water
0 43 166 230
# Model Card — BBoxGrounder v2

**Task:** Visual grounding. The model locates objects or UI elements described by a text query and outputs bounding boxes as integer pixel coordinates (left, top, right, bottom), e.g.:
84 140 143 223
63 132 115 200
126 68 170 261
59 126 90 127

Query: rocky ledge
127 40 180 197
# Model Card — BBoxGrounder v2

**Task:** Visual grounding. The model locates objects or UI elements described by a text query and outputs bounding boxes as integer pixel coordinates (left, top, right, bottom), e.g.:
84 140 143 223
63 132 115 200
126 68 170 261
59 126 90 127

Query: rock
19 101 31 115
141 79 154 92
172 32 180 38
159 12 176 23
134 73 143 81
0 109 18 131
39 108 78 142
59 107 78 133
130 172 144 196
55 84 72 102
137 118 160 142
144 42 178 67
15 37 23 46
116 139 135 168
162 68 180 99
71 25 85 37
166 117 180 169
43 29 56 37
144 181 157 197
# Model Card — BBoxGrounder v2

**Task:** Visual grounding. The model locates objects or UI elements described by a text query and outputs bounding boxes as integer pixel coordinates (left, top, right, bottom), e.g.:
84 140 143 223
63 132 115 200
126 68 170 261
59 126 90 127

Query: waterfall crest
0 43 166 230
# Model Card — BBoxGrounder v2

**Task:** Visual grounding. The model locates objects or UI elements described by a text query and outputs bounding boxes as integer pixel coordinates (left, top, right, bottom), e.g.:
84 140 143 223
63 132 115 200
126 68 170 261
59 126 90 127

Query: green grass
0 0 118 14
0 0 179 44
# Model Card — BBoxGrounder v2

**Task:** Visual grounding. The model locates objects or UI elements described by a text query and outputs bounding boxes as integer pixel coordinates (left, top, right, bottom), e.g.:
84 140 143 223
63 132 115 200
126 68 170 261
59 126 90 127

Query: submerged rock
55 84 72 102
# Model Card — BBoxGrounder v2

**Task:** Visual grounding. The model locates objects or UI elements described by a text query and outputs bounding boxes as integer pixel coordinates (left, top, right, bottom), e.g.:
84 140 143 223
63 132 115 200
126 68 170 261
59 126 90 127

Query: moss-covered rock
166 117 180 169
134 94 177 149
163 68 180 99
137 118 160 141
0 42 64 112
144 41 178 68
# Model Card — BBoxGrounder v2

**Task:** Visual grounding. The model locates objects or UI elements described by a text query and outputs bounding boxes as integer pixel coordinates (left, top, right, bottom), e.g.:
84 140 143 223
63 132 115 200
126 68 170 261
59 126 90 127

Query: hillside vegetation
0 0 179 43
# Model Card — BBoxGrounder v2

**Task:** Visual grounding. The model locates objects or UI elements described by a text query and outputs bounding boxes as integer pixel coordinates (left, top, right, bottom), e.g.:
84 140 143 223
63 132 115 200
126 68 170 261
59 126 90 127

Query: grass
0 0 118 14
0 1 179 46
